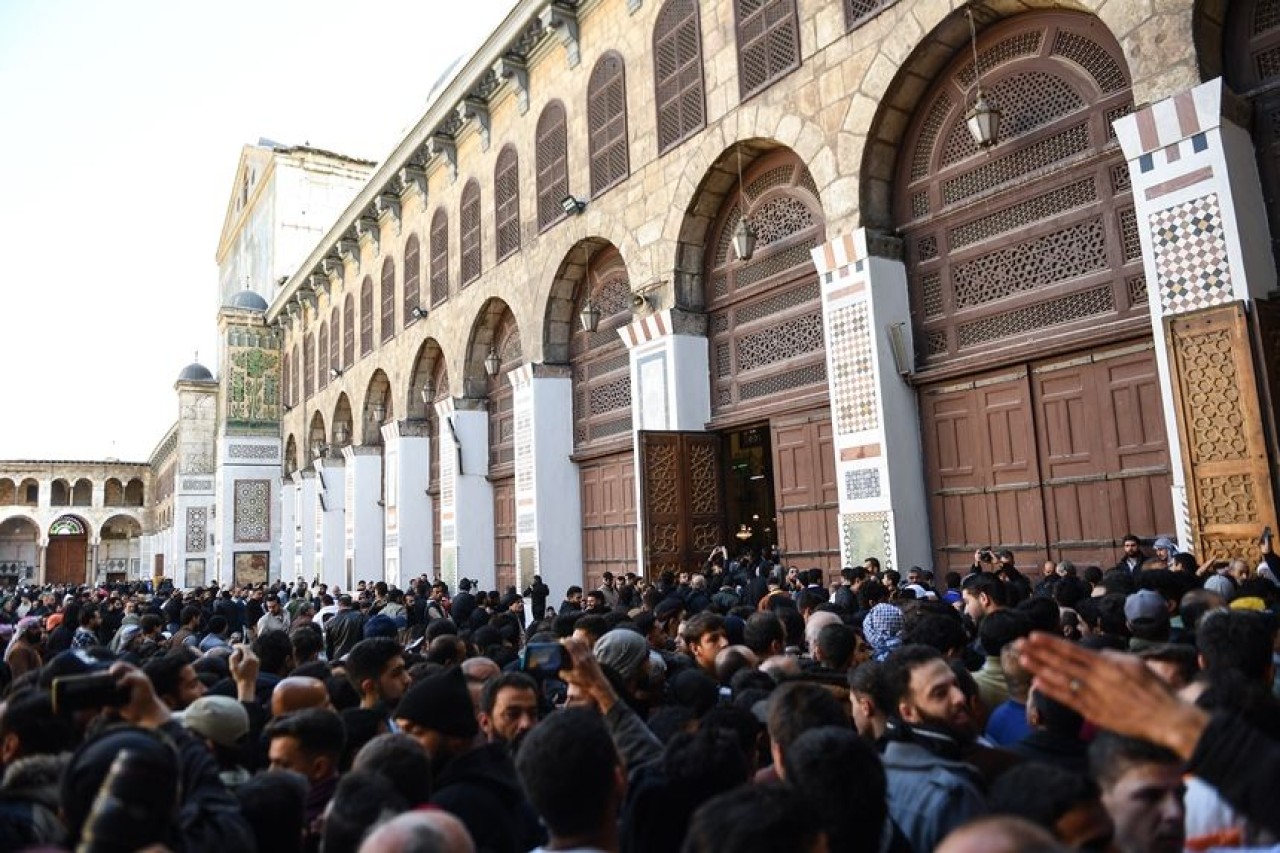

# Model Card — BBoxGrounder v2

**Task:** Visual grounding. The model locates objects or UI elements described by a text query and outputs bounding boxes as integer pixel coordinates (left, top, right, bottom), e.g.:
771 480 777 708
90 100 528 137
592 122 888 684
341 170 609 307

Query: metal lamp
964 10 1000 148
484 347 501 377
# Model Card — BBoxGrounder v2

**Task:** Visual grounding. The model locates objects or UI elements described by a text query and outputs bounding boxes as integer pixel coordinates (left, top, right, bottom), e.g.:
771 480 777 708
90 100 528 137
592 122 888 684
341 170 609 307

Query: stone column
509 364 582 598
89 540 99 586
313 456 346 592
342 445 385 590
278 475 296 582
1114 78 1279 557
382 420 432 588
619 308 710 432
808 230 933 574
435 397 495 591
290 470 318 585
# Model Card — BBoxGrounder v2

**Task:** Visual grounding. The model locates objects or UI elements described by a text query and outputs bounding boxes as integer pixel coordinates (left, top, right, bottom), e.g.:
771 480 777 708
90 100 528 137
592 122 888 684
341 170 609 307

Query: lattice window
916 235 938 261
343 295 355 367
282 351 291 407
1052 29 1127 93
736 312 824 371
735 240 819 291
329 307 341 374
911 95 953 181
317 323 329 391
942 122 1091 205
588 53 629 197
653 0 706 154
1119 207 1141 262
948 178 1097 249
735 0 800 100
1110 162 1132 194
911 191 930 219
380 257 396 343
459 181 481 286
536 103 569 231
494 147 520 262
588 376 632 416
955 30 1044 89
956 285 1114 347
403 235 421 320
304 332 315 400
293 344 302 407
740 362 827 400
430 209 449 306
360 277 373 357
752 196 816 247
952 218 1107 308
735 280 820 325
921 272 943 318
939 72 1085 167
1127 274 1148 306
1105 103 1133 139
845 0 893 32
1257 0 1280 34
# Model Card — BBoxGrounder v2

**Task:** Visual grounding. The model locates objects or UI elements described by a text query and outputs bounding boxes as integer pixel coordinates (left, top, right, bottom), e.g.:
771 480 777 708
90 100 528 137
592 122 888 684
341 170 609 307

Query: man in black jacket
325 595 365 661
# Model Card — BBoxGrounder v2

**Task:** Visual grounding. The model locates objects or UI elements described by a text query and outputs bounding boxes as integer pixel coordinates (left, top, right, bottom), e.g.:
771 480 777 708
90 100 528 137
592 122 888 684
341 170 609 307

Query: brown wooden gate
493 478 516 593
47 536 86 586
579 450 637 589
639 432 723 577
770 411 840 572
920 342 1174 574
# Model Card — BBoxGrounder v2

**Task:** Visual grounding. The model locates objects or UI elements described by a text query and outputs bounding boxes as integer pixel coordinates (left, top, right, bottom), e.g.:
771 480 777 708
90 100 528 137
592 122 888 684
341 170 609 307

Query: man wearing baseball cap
177 695 252 789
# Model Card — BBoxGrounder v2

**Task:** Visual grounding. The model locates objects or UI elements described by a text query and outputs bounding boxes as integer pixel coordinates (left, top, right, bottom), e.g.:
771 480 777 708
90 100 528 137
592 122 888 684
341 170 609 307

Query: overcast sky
0 0 515 462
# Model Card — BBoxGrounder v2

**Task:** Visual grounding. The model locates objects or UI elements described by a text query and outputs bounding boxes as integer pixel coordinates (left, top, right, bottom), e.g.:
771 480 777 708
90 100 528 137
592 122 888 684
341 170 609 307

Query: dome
227 289 269 312
177 362 214 382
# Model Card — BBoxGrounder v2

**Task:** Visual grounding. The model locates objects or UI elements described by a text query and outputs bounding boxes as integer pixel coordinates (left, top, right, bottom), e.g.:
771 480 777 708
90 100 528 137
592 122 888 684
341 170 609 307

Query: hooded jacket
431 742 544 853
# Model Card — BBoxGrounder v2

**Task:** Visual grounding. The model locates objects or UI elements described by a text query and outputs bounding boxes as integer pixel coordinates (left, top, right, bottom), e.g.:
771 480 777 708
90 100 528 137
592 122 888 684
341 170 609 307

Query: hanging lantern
484 347 501 377
579 299 601 333
732 216 757 262
966 89 1001 148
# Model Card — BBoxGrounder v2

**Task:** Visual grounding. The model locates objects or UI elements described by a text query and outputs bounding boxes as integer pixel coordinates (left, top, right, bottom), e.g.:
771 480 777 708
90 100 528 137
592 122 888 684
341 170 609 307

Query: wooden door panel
493 478 515 592
770 411 840 573
639 433 723 577
580 451 638 586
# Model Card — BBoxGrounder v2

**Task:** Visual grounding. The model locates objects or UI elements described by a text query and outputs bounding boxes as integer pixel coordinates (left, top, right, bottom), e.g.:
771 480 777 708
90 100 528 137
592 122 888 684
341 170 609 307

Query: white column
278 475 296 582
1114 78 1279 547
436 397 495 591
382 420 432 589
314 456 346 592
621 309 711 432
342 445 385 589
290 470 318 584
510 365 582 598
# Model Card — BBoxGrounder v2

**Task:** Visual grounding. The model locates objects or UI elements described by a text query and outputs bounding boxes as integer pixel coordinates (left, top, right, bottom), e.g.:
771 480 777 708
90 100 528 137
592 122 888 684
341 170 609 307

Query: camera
520 642 572 677
51 672 130 715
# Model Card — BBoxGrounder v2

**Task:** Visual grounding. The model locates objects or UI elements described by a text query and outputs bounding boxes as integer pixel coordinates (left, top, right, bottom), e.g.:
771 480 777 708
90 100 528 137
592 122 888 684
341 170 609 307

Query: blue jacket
883 735 987 852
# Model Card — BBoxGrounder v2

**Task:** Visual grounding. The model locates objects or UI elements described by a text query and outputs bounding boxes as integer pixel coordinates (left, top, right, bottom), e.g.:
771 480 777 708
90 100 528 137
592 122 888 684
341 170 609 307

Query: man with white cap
177 694 252 789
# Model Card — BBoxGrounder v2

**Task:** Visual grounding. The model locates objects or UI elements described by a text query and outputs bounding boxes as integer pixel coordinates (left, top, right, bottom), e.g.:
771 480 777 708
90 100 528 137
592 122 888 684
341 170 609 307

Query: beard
912 706 976 743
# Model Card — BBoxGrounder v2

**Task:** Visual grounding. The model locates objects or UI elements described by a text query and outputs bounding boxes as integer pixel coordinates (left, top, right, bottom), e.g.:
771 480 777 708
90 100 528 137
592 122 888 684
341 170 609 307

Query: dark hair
1197 610 1274 681
742 612 784 657
179 604 202 626
1015 597 1060 635
290 625 324 662
320 771 407 853
480 671 538 715
784 726 887 853
352 733 434 806
683 783 822 853
142 652 191 700
1096 593 1130 637
680 612 726 645
847 660 890 715
573 614 609 644
961 572 1007 607
515 707 618 838
1030 688 1083 737
1089 731 1181 789
344 637 403 692
766 681 848 753
881 644 945 714
816 622 856 668
979 609 1033 657
265 708 346 763
989 761 1102 829
206 615 228 635
1053 576 1088 609
901 613 968 656
254 628 294 675
235 771 309 853
0 689 75 756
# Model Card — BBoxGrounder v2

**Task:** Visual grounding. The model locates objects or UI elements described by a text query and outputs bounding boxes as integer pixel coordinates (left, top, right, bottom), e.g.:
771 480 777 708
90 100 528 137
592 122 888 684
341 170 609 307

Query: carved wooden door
770 411 840 572
639 431 723 578
579 450 638 590
47 536 86 587
493 477 516 593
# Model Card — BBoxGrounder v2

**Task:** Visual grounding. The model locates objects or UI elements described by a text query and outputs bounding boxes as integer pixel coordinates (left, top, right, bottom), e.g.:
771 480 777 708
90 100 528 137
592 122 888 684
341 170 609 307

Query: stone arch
671 138 822 312
331 393 354 448
48 513 92 540
567 241 635 451
284 434 299 476
309 410 329 461
407 338 449 420
542 236 621 365
1194 0 1228 83
124 478 144 507
17 479 37 505
360 368 394 445
50 479 70 507
100 513 142 539
104 478 124 506
0 513 40 582
462 299 522 400
72 478 92 507
0 478 15 505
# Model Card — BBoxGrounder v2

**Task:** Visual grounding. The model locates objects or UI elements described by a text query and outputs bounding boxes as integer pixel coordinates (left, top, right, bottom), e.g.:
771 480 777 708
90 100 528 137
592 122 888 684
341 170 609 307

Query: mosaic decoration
181 479 213 491
228 444 278 460
844 467 882 501
840 511 893 571
233 552 268 585
234 480 271 542
1150 193 1233 315
828 302 878 435
225 326 281 429
186 507 207 551
49 516 85 536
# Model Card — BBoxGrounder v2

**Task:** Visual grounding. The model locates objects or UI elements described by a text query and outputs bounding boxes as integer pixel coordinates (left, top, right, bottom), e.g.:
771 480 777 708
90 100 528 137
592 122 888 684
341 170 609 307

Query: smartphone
51 672 130 715
520 642 572 676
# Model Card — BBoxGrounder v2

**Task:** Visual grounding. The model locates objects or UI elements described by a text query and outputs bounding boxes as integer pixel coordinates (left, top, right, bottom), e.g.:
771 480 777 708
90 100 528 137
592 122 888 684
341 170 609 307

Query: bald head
460 657 501 710
271 676 331 718
937 817 1065 853
358 810 475 853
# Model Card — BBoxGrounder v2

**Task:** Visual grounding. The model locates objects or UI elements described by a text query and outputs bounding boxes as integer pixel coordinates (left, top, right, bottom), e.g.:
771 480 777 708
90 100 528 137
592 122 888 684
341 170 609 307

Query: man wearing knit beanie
394 666 543 853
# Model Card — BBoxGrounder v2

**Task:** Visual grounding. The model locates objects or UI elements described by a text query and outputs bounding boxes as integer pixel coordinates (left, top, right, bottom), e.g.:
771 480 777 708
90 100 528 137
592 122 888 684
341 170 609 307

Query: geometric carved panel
844 467 882 500
1198 474 1258 526
828 301 878 435
233 480 271 543
1151 193 1233 315
186 506 207 552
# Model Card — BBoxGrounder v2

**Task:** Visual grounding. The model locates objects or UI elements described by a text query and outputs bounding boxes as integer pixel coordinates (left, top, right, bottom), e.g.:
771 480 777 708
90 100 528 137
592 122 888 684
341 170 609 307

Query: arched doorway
1224 0 1280 267
47 515 89 586
0 515 39 584
472 301 522 594
408 339 449 573
702 145 837 573
99 514 142 583
893 10 1175 572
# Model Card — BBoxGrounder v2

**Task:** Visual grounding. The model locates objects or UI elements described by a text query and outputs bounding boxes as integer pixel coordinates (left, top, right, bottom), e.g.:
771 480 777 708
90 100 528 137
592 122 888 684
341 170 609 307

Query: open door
639 431 724 577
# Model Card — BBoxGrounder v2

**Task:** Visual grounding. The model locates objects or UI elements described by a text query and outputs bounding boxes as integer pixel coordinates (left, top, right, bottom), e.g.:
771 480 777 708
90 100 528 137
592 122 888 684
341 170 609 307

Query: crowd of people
0 533 1278 852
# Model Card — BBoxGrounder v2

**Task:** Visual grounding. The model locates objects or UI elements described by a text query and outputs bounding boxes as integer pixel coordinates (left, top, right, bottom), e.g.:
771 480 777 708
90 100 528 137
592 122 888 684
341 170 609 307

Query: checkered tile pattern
1150 193 1232 315
828 302 878 435
844 468 881 501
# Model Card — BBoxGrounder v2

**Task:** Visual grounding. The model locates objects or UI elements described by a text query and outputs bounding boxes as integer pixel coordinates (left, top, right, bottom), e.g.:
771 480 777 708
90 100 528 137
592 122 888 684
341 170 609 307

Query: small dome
177 362 214 382
227 289 269 312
